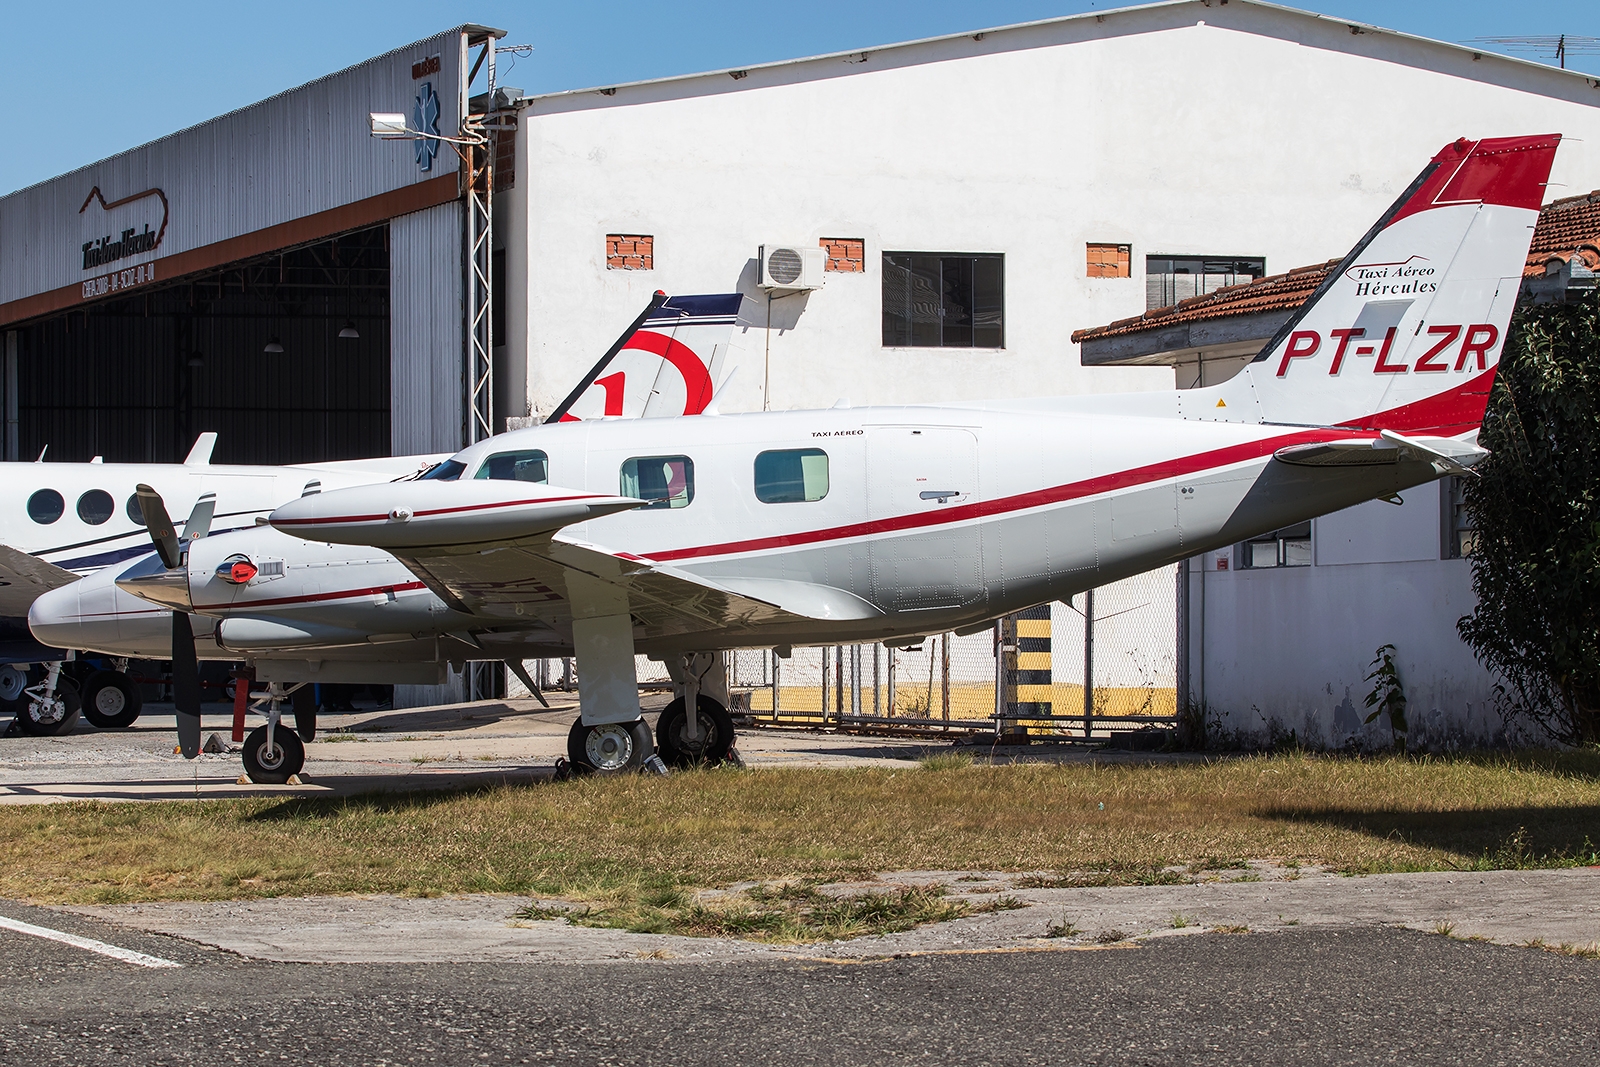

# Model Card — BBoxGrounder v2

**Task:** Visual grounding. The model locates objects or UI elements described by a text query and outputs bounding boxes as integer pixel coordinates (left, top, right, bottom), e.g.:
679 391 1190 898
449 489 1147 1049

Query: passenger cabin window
27 489 64 525
754 449 829 503
474 449 548 483
621 456 694 509
1238 522 1311 569
77 490 114 525
126 494 146 526
419 459 467 481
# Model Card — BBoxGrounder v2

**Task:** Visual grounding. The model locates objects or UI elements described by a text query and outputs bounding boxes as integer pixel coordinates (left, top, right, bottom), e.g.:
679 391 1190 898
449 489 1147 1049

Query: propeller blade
182 492 217 541
291 684 317 743
136 484 183 570
171 611 202 759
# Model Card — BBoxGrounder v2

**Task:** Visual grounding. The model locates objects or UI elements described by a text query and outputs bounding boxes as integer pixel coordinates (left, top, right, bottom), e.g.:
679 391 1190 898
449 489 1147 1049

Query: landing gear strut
240 682 306 784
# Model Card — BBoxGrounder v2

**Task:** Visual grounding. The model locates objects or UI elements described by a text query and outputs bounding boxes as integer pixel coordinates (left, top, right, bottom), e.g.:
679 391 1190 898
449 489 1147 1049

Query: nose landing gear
239 682 307 784
10 662 82 737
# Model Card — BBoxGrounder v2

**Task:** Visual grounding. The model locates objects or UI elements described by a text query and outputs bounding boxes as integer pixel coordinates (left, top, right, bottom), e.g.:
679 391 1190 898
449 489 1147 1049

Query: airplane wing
269 481 880 643
0 544 81 617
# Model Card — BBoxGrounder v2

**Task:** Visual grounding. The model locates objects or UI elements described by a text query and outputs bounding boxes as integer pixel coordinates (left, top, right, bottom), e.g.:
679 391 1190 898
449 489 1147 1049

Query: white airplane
5 292 743 741
31 134 1557 784
0 440 447 734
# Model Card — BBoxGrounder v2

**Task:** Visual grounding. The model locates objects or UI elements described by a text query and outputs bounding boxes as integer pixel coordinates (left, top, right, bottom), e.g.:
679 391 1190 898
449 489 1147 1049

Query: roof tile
1072 191 1600 344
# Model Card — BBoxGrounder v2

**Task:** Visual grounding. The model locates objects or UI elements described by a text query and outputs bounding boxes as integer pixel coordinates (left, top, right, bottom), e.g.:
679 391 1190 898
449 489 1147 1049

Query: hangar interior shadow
9 224 391 465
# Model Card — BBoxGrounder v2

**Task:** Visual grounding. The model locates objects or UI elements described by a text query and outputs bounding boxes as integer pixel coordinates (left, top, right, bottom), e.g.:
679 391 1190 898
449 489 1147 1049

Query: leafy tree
1458 289 1600 745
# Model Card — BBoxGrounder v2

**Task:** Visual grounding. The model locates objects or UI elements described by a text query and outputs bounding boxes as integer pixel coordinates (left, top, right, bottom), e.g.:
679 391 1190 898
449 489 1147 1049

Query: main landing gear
566 717 654 774
81 659 142 729
563 651 736 774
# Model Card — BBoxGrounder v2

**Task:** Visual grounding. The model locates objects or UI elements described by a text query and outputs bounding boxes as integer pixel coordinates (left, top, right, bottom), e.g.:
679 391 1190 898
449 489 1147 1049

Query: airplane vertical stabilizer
562 294 745 420
1186 135 1560 436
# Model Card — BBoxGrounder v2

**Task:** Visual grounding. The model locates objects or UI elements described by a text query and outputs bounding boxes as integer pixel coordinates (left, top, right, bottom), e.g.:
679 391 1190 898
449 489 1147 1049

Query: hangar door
3 226 391 466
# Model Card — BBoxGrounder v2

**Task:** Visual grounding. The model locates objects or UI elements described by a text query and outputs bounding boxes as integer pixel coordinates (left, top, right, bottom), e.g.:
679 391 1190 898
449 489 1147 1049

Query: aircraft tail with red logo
1190 135 1560 437
548 293 745 422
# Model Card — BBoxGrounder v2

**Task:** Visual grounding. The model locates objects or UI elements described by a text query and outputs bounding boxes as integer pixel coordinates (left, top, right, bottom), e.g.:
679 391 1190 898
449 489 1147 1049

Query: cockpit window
77 490 115 525
27 489 64 525
418 459 467 482
620 456 694 509
474 449 548 484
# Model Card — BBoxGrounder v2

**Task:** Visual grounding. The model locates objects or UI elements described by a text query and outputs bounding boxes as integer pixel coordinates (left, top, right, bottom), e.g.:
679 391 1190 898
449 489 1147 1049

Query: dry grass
1 751 1597 910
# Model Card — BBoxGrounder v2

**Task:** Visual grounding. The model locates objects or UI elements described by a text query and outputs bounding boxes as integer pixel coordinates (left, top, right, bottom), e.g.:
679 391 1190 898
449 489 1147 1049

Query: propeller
128 484 215 760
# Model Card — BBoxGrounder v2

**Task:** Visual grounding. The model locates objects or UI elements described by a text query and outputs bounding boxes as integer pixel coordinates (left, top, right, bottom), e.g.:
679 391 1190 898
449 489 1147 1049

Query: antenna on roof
1466 34 1600 70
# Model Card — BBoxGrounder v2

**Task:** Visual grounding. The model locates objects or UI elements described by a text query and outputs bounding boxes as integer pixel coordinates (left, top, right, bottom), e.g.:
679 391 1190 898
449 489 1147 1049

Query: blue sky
3 1 1598 195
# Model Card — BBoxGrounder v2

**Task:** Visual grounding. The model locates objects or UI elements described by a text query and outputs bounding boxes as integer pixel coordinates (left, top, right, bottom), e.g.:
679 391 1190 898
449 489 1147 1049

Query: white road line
0 914 182 968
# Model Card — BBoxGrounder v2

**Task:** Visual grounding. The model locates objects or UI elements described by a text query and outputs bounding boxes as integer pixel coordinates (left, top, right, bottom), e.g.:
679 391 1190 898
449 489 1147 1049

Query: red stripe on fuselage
646 425 1348 563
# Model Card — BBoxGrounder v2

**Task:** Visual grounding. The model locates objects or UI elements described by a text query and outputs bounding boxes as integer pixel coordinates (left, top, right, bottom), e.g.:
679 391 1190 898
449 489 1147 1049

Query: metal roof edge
0 25 497 203
514 0 1600 110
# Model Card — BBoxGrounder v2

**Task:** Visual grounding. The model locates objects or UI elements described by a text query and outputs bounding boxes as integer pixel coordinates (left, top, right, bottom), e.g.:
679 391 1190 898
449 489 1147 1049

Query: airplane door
867 427 982 611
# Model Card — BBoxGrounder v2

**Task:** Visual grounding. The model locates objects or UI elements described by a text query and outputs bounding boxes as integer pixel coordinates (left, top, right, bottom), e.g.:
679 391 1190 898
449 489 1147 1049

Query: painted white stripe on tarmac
0 914 181 968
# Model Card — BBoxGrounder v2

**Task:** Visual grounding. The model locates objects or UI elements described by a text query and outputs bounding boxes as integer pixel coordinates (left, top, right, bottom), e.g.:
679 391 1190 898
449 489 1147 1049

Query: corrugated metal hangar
0 25 503 466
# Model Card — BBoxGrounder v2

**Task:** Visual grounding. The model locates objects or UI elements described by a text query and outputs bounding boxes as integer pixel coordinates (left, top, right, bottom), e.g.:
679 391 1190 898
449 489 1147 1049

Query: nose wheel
567 717 653 774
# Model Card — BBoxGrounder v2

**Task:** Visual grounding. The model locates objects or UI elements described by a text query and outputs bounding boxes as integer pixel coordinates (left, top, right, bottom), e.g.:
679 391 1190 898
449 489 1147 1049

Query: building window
882 253 1004 348
754 449 829 503
1146 255 1265 310
474 449 548 483
1086 243 1131 278
1441 476 1478 558
1238 522 1311 569
621 455 694 509
607 234 653 270
821 238 865 273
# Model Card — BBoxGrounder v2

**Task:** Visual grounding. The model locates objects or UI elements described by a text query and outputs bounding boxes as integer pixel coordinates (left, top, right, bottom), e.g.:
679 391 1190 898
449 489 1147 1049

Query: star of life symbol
413 81 441 171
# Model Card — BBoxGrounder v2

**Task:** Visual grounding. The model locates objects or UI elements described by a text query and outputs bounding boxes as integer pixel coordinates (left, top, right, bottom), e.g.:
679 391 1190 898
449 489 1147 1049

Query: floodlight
338 321 360 339
263 336 285 354
370 112 411 138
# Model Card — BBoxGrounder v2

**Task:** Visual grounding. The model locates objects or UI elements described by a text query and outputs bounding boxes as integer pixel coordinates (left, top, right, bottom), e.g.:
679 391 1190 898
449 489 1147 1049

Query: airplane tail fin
556 293 745 421
1189 135 1561 436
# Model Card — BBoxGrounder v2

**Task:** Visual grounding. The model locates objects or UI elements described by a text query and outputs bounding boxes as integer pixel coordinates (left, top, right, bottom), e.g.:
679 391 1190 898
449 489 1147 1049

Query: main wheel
13 678 82 737
566 717 653 774
81 670 142 729
655 695 736 768
241 724 305 784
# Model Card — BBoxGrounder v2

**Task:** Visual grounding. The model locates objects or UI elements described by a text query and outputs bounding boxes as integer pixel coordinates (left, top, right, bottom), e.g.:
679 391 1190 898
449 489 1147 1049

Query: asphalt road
3 902 1595 1066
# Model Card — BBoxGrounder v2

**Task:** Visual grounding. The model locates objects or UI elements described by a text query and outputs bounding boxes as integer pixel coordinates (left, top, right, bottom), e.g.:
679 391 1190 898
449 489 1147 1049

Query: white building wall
389 201 465 454
1186 481 1506 748
509 3 1600 419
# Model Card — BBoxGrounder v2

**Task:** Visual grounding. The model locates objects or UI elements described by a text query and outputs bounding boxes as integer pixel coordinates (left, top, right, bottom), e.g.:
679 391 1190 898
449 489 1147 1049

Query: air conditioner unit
758 244 825 291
